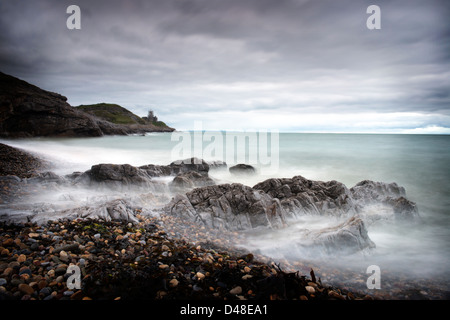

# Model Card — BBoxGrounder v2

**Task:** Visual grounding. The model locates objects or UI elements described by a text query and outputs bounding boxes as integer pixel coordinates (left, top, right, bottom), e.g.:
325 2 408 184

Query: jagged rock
207 160 227 170
30 199 139 225
165 183 287 231
350 180 405 204
384 196 420 222
169 171 215 192
253 176 357 218
299 216 376 255
350 180 419 222
71 163 167 192
229 164 256 175
169 157 210 176
140 157 210 177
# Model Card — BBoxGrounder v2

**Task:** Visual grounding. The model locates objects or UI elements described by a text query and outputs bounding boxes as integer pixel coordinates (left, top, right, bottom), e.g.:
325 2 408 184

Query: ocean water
2 132 450 294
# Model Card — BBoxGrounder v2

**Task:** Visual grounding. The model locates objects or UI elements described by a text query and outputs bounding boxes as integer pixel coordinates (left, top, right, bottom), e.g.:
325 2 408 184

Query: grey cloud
0 0 449 131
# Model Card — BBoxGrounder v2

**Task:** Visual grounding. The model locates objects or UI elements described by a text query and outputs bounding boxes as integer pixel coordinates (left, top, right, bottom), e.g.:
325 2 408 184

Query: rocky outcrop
253 176 357 218
0 72 106 138
30 199 139 225
71 163 166 192
140 157 210 177
164 183 287 231
68 158 214 192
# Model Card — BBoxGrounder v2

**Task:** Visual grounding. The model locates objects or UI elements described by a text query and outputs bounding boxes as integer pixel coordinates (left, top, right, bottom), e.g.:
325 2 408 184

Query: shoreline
0 142 449 300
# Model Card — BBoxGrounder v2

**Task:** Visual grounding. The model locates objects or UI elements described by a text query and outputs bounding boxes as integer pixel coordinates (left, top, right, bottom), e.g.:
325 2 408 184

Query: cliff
0 72 174 138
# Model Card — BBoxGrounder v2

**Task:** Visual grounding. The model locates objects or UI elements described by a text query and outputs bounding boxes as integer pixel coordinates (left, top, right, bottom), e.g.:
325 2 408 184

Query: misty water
2 132 450 297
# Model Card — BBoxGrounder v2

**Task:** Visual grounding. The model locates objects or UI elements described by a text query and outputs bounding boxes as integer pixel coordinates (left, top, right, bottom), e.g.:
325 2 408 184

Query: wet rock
18 283 34 295
169 171 215 192
140 157 210 178
253 176 357 218
165 183 287 231
229 164 256 175
300 216 375 255
229 286 243 295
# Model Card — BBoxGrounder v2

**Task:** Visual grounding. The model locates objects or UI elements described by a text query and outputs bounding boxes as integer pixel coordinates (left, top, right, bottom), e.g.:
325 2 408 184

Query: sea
2 132 450 297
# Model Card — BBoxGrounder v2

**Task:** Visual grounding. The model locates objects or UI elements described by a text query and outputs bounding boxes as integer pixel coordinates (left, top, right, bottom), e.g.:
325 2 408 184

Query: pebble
18 283 34 295
229 286 242 295
169 279 179 287
305 286 315 294
196 272 205 280
0 278 7 286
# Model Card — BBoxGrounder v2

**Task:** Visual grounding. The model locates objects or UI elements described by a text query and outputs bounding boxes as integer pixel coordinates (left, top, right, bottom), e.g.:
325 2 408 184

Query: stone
196 272 205 280
169 279 179 287
169 171 215 192
18 283 34 295
229 286 243 295
305 286 315 294
17 254 27 263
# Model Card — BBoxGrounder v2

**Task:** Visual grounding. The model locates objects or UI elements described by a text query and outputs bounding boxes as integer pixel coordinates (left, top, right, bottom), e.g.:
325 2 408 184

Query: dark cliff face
0 71 104 138
0 72 175 138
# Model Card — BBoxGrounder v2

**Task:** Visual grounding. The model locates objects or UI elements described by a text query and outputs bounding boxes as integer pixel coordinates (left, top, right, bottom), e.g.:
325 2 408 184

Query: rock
196 272 205 280
351 180 420 222
140 157 210 178
17 254 27 263
207 160 227 170
84 164 154 191
169 279 179 287
253 176 357 218
229 164 256 175
229 286 243 295
300 216 376 255
385 197 420 222
0 278 6 286
169 171 215 192
18 283 34 295
31 199 139 225
305 286 315 294
164 183 287 231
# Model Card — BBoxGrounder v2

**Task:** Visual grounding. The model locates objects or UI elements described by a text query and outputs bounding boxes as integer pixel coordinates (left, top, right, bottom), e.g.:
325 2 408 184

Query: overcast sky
1 0 449 133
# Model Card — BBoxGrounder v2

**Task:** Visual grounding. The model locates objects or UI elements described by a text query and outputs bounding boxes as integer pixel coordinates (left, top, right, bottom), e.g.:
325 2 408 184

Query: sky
0 0 449 133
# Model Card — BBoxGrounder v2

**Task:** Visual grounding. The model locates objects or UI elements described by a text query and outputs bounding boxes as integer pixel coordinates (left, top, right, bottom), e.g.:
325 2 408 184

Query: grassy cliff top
75 103 146 125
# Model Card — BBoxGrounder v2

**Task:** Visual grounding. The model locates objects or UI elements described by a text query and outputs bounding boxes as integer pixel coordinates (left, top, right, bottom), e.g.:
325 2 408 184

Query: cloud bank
0 0 449 132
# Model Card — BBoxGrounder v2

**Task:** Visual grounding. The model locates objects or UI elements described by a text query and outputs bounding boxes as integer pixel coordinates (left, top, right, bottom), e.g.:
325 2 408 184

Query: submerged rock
299 216 376 255
229 164 256 175
350 180 419 222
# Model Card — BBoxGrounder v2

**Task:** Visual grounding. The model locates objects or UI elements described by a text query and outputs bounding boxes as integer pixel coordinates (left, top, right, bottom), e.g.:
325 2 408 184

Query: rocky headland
0 71 174 138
